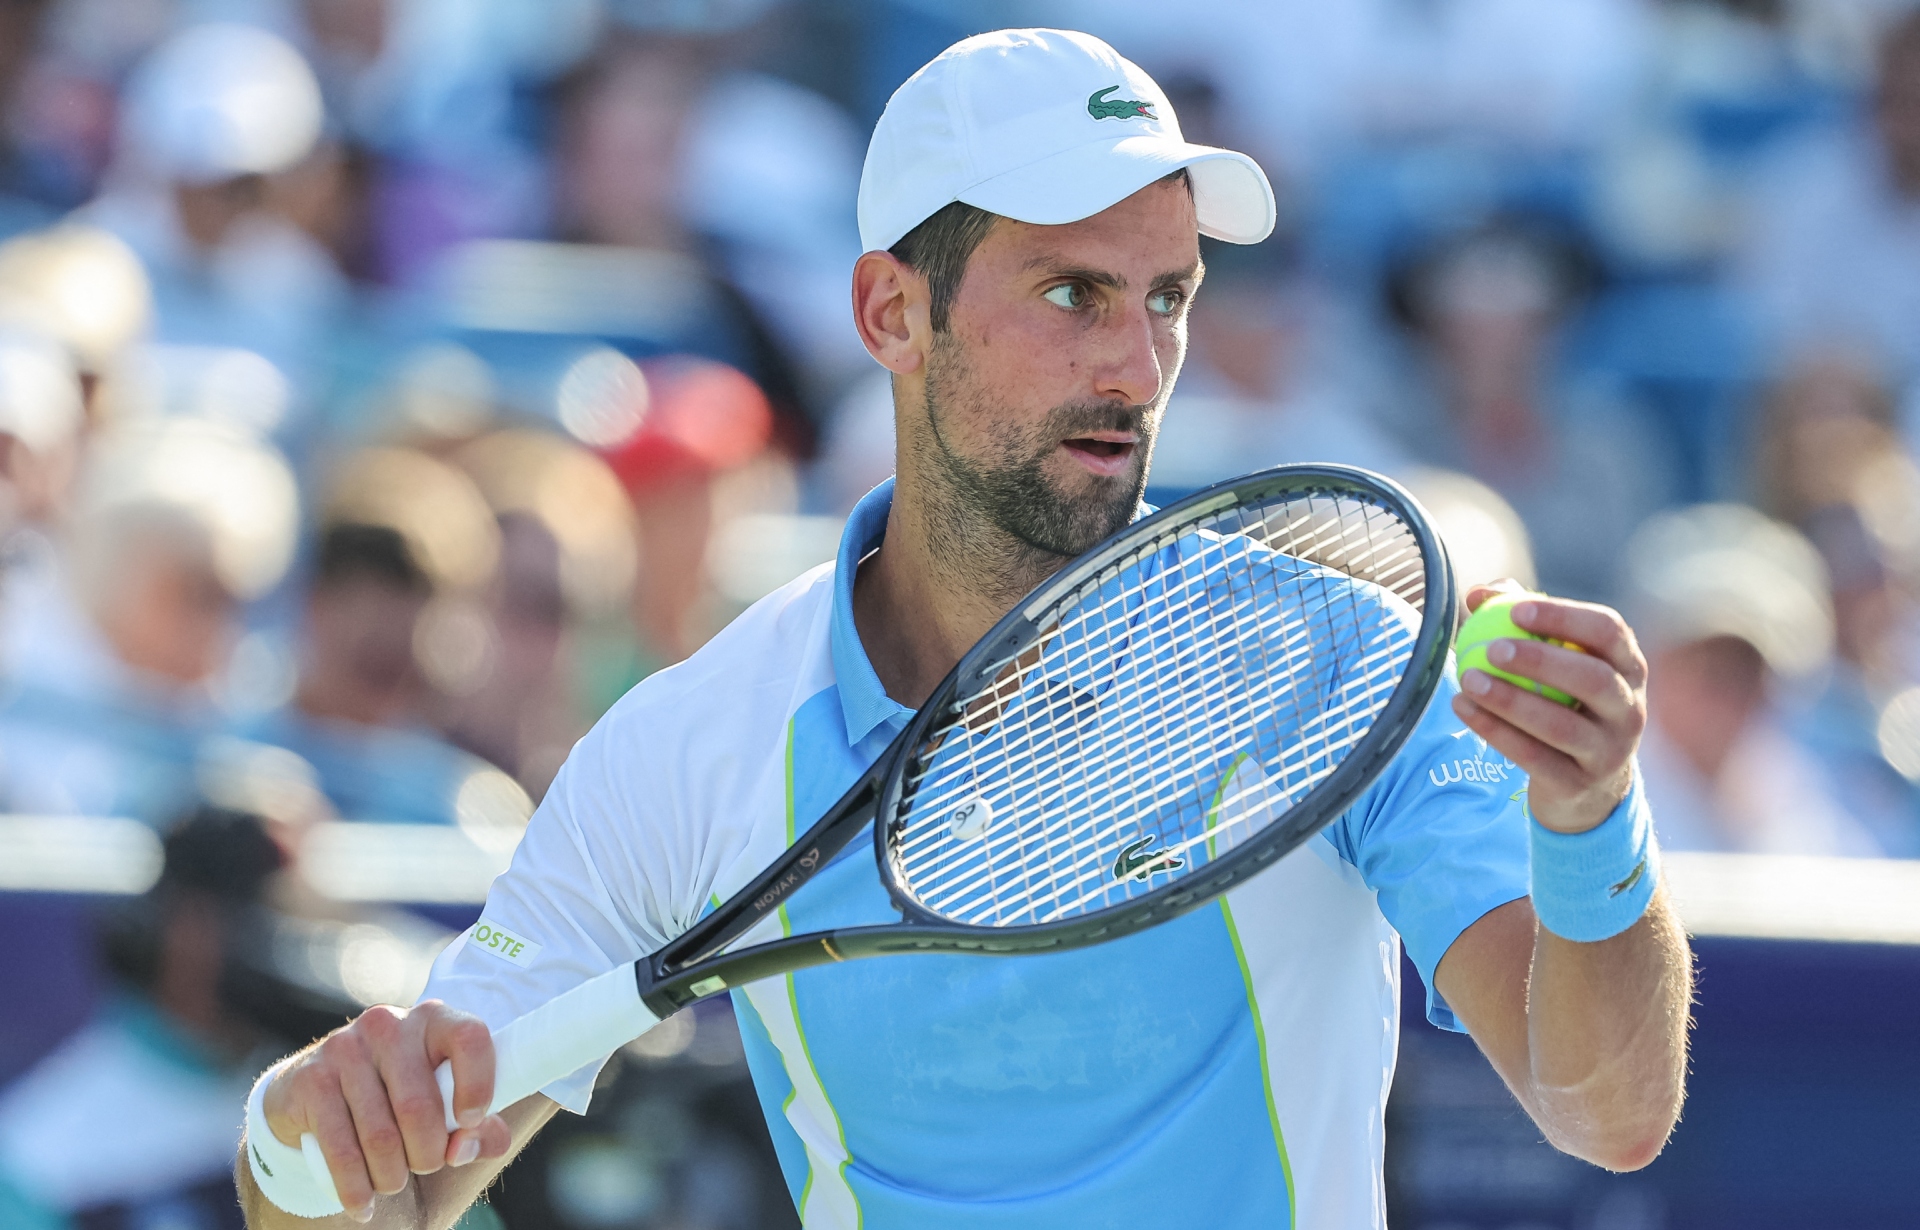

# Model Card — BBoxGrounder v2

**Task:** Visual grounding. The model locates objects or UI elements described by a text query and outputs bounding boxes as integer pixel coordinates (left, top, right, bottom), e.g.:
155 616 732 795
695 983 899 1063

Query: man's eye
1043 283 1086 309
1147 289 1184 315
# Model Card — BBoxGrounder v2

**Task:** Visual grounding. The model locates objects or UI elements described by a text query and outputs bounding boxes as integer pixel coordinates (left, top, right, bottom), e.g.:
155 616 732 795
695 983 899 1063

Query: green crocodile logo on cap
1088 85 1156 121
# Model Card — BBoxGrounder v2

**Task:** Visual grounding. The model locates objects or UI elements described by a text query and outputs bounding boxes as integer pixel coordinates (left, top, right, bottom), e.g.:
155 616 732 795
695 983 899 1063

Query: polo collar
830 479 916 746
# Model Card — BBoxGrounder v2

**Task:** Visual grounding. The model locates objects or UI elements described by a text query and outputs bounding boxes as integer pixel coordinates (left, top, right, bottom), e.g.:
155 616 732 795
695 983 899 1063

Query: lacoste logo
1113 835 1184 882
1610 859 1648 898
252 1143 273 1178
469 921 542 968
1088 85 1156 121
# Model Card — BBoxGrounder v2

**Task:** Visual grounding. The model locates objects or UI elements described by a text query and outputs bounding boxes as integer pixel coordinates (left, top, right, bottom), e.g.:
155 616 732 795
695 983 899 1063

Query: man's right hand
258 1000 512 1224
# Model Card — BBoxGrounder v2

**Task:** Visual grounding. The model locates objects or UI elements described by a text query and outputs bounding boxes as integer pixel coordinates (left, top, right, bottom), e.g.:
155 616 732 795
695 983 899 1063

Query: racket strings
898 507 1412 924
904 545 1409 922
1027 516 1417 922
907 625 1384 926
891 488 1425 929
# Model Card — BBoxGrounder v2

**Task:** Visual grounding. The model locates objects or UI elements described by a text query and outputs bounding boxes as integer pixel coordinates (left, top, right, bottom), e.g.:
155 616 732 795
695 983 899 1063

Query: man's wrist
1529 767 1659 942
245 1058 346 1219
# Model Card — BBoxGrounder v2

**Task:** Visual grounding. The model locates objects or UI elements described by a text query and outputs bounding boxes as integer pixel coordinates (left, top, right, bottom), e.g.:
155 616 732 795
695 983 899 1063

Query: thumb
1463 576 1527 615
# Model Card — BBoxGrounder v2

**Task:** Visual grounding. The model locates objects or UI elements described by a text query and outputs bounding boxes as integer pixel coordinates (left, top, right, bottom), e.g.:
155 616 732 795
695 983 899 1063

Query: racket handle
286 964 661 1212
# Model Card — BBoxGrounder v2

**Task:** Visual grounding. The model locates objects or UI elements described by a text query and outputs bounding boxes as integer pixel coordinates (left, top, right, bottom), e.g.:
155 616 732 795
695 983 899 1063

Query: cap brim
956 135 1276 245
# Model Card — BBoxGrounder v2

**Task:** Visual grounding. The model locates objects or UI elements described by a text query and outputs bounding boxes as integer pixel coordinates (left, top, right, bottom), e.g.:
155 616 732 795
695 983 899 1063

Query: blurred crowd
5 0 1920 1224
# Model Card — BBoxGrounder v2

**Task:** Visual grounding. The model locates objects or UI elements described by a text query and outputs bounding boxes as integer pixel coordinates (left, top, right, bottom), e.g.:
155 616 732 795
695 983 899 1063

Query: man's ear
852 250 929 376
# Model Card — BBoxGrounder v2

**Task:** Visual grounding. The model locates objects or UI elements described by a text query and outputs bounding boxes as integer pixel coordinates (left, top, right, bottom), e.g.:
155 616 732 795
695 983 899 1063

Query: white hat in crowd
74 419 299 602
858 28 1276 254
1622 503 1834 680
118 23 324 184
0 226 152 372
0 334 83 458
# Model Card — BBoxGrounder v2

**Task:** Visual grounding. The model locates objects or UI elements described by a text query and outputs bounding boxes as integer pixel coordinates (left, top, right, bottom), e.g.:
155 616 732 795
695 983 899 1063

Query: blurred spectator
0 807 337 1229
1049 0 1647 183
1738 6 1920 384
0 332 83 781
78 23 348 386
1752 356 1920 686
438 428 639 797
340 0 587 285
1627 503 1883 856
0 0 57 238
547 29 815 441
0 223 153 400
239 518 500 827
1751 355 1920 854
677 52 871 402
1385 219 1677 601
0 331 81 538
599 356 777 663
1753 353 1917 533
1589 0 1865 272
0 418 297 824
1153 236 1405 492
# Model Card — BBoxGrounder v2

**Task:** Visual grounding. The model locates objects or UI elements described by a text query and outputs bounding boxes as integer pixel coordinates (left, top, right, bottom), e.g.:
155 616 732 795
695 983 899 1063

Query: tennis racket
276 462 1456 1213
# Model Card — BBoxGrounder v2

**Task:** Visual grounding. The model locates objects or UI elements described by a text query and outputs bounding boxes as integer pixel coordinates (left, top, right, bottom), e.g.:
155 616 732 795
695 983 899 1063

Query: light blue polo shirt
424 479 1534 1228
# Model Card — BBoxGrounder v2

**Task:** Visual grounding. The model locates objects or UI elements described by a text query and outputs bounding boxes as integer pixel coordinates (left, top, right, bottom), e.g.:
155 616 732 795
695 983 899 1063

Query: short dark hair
889 168 1193 334
314 522 431 595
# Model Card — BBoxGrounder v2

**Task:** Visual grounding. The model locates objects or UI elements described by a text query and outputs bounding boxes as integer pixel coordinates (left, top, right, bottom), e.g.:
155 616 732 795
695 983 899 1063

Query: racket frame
635 463 1455 1019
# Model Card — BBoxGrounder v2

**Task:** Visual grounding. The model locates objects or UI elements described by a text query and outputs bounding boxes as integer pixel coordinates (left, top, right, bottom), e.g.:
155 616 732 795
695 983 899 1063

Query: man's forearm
1524 888 1693 1169
237 1094 559 1230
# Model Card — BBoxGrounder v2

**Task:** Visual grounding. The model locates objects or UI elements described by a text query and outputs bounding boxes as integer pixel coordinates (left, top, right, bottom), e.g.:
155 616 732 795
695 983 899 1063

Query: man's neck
851 478 1067 710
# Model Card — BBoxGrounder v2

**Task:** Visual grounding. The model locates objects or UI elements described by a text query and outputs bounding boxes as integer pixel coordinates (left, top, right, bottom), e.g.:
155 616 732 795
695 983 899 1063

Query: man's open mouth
1061 433 1138 476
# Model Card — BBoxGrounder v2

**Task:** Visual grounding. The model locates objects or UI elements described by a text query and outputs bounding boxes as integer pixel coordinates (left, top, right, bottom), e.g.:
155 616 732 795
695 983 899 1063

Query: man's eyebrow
1151 258 1204 289
1020 256 1207 291
1020 257 1127 290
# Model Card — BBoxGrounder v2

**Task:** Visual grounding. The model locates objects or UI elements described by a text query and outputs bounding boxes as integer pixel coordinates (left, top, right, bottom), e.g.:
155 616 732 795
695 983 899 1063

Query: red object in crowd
600 356 774 491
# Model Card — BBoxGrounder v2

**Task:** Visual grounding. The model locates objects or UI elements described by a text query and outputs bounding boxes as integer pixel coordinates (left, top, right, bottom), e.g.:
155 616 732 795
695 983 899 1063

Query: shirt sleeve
1325 663 1532 1032
417 705 703 1113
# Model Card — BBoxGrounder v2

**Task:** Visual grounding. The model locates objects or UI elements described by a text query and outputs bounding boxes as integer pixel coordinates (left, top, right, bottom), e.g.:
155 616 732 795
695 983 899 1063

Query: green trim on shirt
1206 757 1297 1225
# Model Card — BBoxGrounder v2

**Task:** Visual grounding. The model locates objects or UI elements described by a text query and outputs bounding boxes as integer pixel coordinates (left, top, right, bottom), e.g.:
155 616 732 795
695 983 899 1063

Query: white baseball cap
858 28 1276 254
119 23 324 184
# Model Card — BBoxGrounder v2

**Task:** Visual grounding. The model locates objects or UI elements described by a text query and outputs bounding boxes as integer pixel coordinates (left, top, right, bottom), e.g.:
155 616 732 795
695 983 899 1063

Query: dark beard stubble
920 333 1156 596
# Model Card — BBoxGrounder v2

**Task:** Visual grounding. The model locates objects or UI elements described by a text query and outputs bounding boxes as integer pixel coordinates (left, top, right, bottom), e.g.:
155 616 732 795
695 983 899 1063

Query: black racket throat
634 464 1457 1022
652 770 886 974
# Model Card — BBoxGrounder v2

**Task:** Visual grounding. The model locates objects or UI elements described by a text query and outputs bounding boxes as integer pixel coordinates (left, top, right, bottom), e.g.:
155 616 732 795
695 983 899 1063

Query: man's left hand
1451 581 1649 835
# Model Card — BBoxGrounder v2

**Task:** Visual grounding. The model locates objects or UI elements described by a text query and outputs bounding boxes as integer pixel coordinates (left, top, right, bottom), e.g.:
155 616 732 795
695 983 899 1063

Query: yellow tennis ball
1454 592 1580 707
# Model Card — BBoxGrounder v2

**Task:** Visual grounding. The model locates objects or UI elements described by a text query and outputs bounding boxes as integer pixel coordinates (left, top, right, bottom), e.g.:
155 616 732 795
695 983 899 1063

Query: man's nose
1093 307 1165 408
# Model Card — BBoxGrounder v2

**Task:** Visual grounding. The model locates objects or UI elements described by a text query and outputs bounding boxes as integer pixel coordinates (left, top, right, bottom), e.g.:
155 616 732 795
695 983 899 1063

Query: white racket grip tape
435 963 662 1124
249 965 661 1218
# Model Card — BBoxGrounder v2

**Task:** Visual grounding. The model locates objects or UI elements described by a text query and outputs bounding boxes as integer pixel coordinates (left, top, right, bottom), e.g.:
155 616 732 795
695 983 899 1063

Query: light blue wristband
1529 768 1659 942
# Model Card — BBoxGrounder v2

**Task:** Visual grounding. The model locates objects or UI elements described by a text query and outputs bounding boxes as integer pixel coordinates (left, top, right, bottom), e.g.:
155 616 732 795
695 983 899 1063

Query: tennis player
239 29 1690 1229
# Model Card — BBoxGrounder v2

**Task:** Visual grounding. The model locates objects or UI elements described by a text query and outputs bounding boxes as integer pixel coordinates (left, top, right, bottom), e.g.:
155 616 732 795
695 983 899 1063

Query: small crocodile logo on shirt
1088 85 1156 121
1113 835 1184 882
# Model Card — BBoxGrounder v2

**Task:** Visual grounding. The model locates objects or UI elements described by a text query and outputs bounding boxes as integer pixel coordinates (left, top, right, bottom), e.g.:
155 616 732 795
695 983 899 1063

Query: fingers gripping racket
277 464 1456 1214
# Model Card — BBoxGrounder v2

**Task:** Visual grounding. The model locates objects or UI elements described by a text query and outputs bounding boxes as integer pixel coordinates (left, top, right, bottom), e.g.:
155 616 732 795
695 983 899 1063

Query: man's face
101 543 234 685
309 576 429 699
917 178 1202 557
